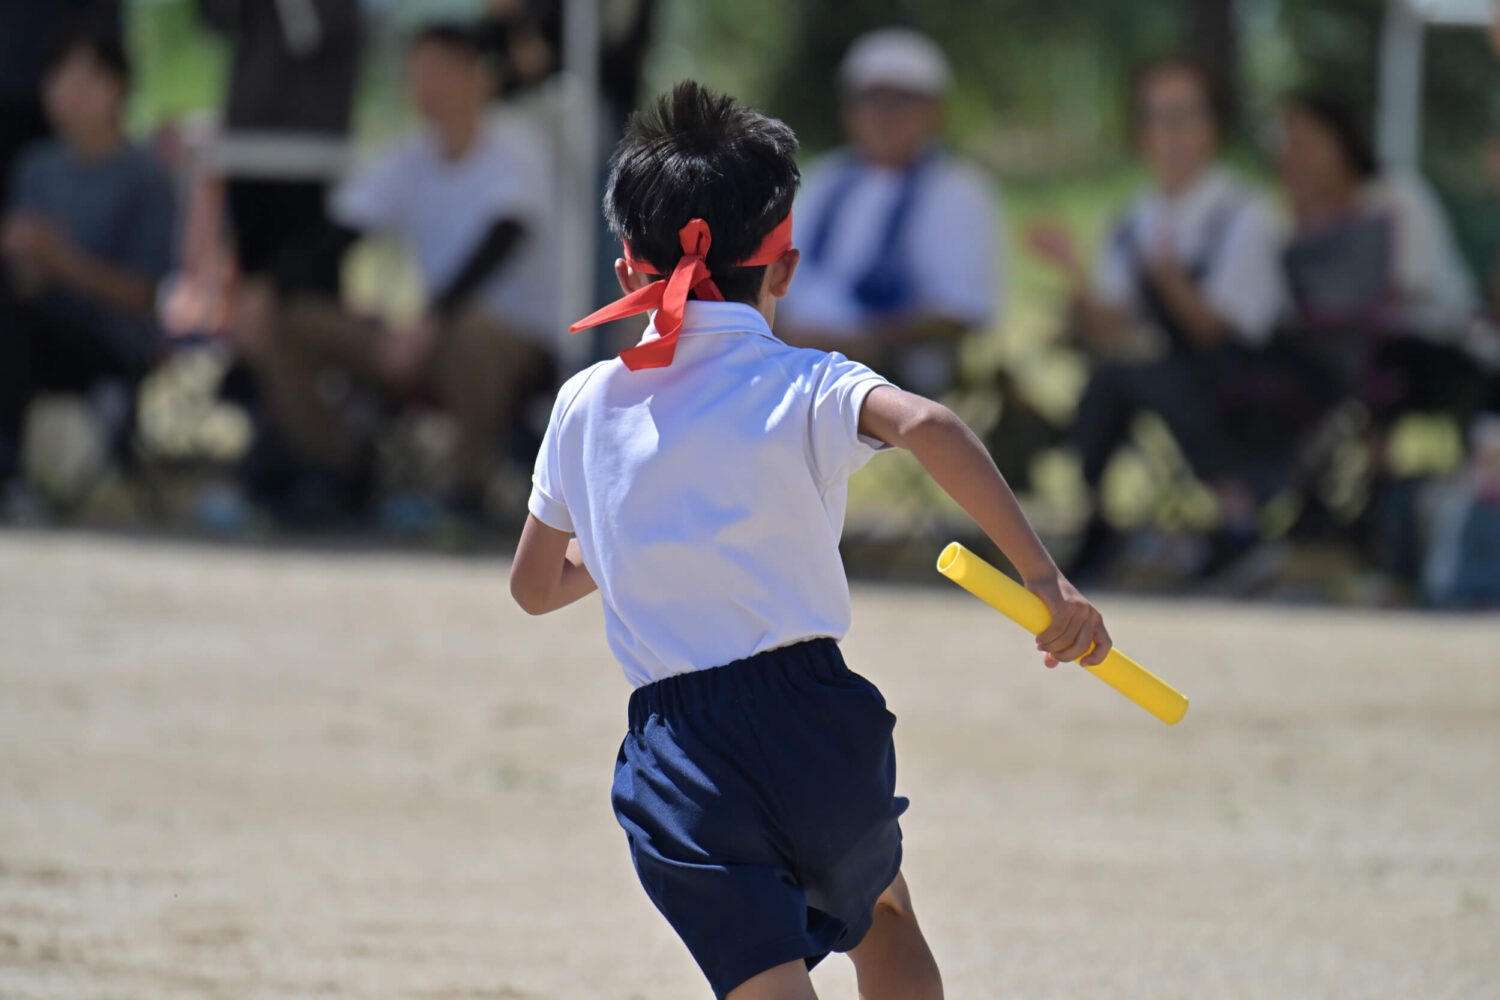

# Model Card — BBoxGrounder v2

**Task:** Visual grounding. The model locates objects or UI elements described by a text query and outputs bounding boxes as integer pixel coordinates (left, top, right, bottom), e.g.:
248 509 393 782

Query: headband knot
569 213 794 371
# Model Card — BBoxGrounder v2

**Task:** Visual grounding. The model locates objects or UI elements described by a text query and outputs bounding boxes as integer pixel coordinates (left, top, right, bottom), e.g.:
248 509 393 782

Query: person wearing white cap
778 28 1002 398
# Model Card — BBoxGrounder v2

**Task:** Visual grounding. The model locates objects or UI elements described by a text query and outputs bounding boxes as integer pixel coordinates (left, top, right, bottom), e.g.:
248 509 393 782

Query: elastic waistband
627 638 846 731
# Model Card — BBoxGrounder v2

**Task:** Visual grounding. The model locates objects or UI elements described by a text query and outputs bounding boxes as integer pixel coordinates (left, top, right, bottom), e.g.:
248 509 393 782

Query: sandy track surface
2 531 1497 999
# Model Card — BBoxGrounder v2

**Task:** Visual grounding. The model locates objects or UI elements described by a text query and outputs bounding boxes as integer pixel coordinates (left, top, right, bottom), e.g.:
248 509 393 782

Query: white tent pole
1377 0 1426 172
559 0 602 371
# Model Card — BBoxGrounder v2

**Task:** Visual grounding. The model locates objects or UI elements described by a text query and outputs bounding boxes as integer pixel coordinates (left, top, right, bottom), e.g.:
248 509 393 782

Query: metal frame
1378 0 1495 170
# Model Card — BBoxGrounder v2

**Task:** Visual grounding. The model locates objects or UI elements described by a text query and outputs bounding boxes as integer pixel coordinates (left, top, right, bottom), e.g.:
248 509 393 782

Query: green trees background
130 0 1500 187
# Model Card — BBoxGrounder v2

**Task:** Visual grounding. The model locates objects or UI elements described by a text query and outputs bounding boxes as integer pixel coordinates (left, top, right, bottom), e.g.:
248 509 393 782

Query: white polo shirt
528 300 893 687
331 110 560 340
1094 167 1285 347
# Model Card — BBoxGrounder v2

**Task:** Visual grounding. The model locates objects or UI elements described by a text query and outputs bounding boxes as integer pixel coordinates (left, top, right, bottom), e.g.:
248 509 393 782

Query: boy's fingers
1079 629 1112 667
1055 633 1094 664
1042 651 1061 669
1037 612 1085 654
1035 615 1068 648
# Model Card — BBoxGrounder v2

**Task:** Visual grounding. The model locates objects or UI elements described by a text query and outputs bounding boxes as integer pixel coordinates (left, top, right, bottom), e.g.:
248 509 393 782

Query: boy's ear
614 258 654 294
765 248 800 299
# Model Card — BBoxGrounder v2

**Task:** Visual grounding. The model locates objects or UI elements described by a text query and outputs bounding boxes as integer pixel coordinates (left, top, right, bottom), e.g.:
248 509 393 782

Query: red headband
569 213 794 371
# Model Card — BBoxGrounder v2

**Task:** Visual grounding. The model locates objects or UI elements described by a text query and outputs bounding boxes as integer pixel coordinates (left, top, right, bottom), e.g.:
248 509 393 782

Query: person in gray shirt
0 30 175 484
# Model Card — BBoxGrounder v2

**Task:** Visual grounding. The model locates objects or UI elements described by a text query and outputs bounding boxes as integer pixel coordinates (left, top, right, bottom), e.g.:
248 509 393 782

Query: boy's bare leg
847 871 943 1000
725 959 818 1000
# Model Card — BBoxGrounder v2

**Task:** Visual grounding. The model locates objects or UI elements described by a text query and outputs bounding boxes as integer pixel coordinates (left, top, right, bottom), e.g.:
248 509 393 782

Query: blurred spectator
478 0 658 357
0 1 121 205
0 31 175 490
195 0 363 516
479 0 656 114
1277 91 1484 435
238 23 558 521
778 28 1001 397
1027 56 1285 579
198 0 362 296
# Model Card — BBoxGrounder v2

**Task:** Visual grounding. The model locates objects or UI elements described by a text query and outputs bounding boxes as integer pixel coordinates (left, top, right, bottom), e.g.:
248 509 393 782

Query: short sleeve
1201 197 1287 347
527 396 573 534
807 353 893 486
909 163 1000 327
330 142 409 231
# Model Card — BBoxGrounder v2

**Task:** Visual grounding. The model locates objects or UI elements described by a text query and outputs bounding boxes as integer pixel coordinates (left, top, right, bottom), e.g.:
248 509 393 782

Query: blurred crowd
1 2 1498 605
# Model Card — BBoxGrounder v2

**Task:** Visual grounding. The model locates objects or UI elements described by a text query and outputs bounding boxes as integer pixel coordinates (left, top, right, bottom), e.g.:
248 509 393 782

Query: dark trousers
1073 352 1240 490
0 289 139 477
1363 337 1491 429
252 297 555 499
219 179 341 411
225 179 340 294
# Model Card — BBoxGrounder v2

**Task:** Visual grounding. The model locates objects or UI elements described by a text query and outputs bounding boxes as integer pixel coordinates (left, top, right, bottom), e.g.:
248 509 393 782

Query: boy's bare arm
510 515 598 615
858 385 1112 667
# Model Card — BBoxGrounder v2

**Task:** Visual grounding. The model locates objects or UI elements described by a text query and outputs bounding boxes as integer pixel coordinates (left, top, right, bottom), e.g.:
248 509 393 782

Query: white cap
839 28 953 97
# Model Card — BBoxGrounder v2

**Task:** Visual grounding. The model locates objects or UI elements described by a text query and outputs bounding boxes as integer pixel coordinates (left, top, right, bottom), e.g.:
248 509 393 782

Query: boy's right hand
1026 574 1112 668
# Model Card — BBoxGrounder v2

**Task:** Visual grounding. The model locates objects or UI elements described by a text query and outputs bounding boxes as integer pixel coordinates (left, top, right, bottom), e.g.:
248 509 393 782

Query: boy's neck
755 295 777 330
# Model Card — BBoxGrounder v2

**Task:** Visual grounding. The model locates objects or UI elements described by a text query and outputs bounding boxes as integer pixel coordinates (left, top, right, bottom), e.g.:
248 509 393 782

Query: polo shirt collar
636 300 775 347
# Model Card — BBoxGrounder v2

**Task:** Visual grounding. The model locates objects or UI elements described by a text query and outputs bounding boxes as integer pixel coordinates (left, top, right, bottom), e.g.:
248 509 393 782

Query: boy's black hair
1129 54 1231 144
1282 89 1378 181
604 81 800 306
410 21 486 61
47 29 131 89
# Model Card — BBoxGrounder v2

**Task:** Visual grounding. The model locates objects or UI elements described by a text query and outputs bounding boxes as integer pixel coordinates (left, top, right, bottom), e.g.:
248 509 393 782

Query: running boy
510 82 1112 1000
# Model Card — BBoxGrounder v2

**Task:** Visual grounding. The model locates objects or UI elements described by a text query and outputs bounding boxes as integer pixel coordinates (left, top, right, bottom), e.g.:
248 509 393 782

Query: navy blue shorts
611 638 908 999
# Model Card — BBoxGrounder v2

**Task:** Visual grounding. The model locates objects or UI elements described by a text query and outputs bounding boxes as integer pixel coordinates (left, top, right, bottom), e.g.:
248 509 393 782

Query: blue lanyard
805 148 938 314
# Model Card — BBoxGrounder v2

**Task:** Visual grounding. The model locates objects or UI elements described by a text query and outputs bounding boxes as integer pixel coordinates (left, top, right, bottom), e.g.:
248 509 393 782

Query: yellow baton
936 542 1189 725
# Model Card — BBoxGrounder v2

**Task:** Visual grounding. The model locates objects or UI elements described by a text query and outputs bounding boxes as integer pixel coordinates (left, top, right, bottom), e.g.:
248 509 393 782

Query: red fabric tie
569 213 794 371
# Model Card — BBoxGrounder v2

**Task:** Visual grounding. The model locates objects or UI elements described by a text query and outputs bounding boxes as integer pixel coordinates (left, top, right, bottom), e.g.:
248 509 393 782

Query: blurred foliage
1274 0 1500 196
128 0 1500 184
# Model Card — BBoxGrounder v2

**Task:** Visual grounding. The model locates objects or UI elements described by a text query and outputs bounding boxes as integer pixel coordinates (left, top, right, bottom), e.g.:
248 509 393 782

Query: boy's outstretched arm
858 385 1112 668
511 515 598 615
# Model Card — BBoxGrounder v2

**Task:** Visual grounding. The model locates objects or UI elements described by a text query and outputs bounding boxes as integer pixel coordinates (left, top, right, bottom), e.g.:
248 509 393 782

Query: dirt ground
2 530 1497 1000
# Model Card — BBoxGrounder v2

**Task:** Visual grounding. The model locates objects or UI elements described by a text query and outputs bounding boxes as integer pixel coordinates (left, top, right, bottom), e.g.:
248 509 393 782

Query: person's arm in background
1139 255 1234 349
1 214 159 314
1023 222 1132 352
1190 197 1286 351
2 159 176 316
429 218 526 320
858 383 1111 667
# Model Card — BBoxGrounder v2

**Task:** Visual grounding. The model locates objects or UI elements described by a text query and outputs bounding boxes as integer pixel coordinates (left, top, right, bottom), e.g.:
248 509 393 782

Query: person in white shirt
236 23 559 518
509 81 1111 1000
778 28 1001 397
1027 55 1287 578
